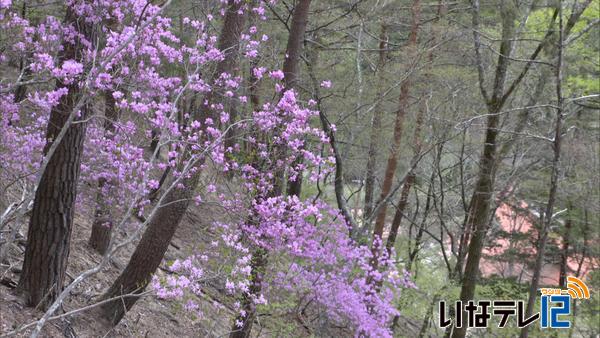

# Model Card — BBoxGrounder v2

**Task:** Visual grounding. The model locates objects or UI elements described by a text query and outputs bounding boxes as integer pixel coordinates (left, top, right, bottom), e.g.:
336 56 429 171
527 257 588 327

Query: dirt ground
0 199 243 338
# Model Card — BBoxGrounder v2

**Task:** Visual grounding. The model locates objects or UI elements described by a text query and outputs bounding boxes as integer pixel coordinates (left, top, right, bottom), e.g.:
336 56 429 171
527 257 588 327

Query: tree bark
451 1 565 337
282 0 312 91
385 173 415 255
451 2 517 337
88 91 119 254
101 0 247 325
385 0 437 255
100 172 200 324
371 0 420 267
17 6 94 309
229 2 312 336
283 0 312 197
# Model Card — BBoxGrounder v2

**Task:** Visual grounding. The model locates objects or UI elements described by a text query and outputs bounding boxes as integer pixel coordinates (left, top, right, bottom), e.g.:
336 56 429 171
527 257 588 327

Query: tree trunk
229 16 267 338
385 173 414 255
450 112 499 338
282 0 312 91
89 91 119 254
17 7 94 309
451 0 571 336
391 0 444 267
371 0 420 267
407 170 436 273
100 172 200 324
230 2 312 336
305 40 359 235
101 0 247 325
363 23 388 220
452 0 586 282
385 0 431 254
283 0 312 197
451 0 591 286
450 0 582 333
451 2 516 336
229 160 285 337
520 7 564 337
229 248 267 338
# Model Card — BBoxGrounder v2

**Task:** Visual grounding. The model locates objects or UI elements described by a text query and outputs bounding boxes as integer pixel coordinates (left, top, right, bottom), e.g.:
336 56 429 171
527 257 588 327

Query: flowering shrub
152 85 413 337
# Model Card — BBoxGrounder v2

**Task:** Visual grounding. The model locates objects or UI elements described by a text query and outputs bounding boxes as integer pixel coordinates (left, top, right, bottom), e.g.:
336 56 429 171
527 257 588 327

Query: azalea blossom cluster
1 0 178 203
1 0 223 218
0 1 412 336
153 84 413 336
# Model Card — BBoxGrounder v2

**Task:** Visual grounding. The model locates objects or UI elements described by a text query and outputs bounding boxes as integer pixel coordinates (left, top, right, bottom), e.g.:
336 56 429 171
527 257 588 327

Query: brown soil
0 199 241 337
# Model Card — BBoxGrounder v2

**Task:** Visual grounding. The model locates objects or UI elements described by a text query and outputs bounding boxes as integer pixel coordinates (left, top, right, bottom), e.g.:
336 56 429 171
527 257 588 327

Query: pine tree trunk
282 0 311 91
230 2 312 334
17 7 94 309
371 0 420 267
283 0 312 197
100 174 199 324
385 3 430 252
89 91 119 254
385 172 414 255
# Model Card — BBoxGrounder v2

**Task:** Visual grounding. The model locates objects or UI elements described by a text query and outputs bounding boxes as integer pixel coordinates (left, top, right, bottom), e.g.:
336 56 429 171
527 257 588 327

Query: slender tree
298 27 360 235
229 24 266 336
283 0 312 198
520 5 565 337
450 1 564 337
230 2 312 336
88 91 119 254
453 0 591 282
371 0 420 267
363 23 389 220
385 0 446 256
